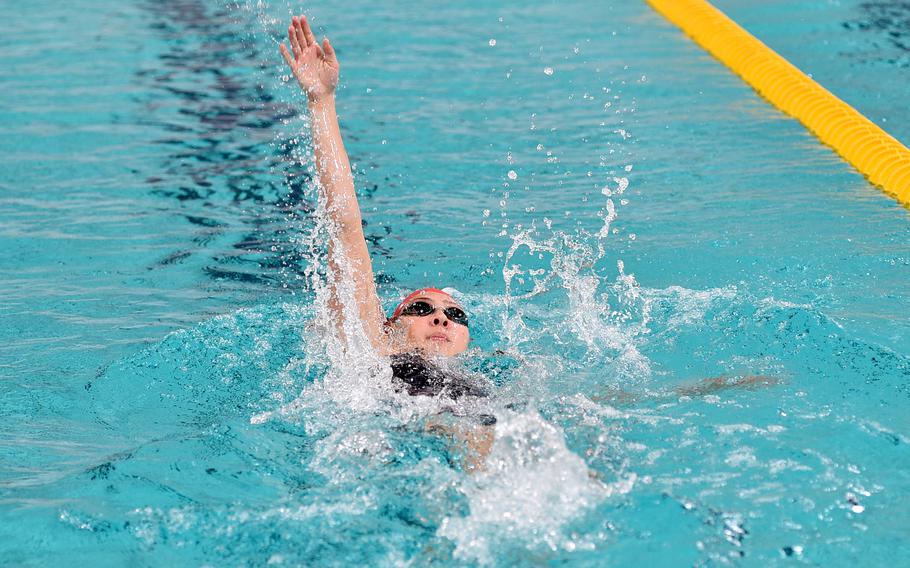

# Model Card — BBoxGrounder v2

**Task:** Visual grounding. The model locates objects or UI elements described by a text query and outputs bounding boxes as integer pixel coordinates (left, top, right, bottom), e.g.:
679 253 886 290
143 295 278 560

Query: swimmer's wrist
307 91 336 107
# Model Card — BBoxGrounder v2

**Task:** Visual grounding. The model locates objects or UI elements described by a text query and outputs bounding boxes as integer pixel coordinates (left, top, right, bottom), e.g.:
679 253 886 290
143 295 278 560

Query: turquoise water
1 0 908 565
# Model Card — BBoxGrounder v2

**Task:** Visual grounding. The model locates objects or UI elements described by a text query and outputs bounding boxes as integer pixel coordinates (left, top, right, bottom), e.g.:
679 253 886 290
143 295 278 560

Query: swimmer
280 14 490 468
279 16 467 360
278 14 776 469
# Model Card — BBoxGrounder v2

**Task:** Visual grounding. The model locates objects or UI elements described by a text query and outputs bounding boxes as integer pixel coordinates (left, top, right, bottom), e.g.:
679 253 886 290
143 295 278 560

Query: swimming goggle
397 301 469 327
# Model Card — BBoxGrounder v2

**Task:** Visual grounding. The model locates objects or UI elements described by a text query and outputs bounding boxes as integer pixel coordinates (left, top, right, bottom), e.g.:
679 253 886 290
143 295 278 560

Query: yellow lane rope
646 0 910 207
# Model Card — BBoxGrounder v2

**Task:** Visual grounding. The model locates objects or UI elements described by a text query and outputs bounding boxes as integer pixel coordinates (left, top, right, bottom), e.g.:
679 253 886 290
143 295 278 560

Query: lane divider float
646 0 910 207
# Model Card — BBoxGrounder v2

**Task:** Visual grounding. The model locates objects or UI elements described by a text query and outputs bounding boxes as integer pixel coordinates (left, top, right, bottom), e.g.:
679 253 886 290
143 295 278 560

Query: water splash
438 409 633 564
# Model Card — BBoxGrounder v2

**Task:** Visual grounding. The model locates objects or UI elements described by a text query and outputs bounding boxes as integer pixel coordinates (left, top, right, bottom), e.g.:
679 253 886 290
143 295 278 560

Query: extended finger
288 24 302 58
300 15 318 47
294 16 309 48
279 42 295 68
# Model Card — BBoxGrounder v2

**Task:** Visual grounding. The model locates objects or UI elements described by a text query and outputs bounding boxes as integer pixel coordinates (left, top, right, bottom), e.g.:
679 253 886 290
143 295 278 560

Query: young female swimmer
279 15 492 468
278 14 777 467
279 15 470 360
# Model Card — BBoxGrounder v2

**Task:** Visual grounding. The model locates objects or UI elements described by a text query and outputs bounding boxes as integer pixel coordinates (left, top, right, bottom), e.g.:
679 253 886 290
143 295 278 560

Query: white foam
438 409 633 564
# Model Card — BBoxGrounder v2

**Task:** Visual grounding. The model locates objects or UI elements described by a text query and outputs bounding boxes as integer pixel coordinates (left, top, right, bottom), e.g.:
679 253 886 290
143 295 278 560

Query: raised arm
280 15 387 350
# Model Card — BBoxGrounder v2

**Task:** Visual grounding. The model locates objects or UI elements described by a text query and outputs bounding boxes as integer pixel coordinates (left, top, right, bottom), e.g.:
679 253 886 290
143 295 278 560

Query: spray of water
438 409 637 564
233 0 650 560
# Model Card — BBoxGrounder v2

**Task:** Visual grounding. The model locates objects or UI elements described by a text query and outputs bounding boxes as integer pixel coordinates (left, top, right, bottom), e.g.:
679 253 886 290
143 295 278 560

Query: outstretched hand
279 15 339 101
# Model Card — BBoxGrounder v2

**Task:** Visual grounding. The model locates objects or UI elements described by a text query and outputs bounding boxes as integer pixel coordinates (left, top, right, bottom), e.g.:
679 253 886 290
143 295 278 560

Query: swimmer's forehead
413 292 461 307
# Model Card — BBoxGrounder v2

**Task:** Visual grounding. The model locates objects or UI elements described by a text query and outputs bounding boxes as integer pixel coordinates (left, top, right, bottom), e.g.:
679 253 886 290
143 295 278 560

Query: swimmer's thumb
323 38 337 64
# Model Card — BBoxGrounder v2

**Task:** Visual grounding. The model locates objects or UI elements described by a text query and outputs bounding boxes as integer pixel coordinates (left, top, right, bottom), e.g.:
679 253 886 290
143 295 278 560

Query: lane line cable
646 0 910 207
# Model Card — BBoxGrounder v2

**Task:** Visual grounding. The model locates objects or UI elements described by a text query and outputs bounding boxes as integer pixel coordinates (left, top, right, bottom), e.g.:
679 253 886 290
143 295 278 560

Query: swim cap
390 287 453 320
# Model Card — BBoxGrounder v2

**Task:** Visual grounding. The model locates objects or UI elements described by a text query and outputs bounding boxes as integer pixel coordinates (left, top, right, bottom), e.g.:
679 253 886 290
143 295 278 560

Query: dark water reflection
136 0 336 289
844 2 910 64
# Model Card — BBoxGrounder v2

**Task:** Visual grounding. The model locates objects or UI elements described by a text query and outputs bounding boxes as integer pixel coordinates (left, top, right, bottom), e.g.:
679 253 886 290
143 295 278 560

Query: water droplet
628 233 636 241
482 209 491 217
613 177 629 194
507 170 518 180
380 139 387 145
543 67 554 76
624 164 633 172
489 38 497 47
366 87 372 93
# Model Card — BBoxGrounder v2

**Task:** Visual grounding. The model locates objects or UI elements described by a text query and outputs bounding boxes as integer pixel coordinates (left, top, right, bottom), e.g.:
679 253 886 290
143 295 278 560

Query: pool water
1 0 908 565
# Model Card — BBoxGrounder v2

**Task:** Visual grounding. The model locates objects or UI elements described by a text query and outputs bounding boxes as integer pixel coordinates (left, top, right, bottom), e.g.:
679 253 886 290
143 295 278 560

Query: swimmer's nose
432 314 449 326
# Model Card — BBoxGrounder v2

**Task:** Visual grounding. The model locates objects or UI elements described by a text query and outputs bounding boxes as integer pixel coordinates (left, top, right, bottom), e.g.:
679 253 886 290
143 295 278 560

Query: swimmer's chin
421 339 450 354
415 338 458 357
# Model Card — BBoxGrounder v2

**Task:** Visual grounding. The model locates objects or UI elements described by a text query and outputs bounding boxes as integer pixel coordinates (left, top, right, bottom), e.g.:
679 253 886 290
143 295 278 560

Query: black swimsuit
389 352 496 425
390 352 490 399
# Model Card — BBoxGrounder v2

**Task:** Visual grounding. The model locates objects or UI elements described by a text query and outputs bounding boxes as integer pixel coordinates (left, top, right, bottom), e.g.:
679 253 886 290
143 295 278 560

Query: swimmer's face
392 290 470 357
